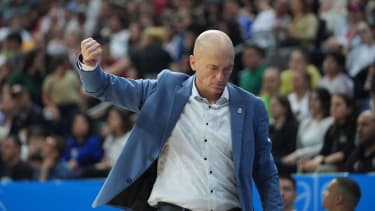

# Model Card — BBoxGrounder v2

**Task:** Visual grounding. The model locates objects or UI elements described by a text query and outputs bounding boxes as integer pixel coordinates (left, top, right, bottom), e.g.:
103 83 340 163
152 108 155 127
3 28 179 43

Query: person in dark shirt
269 95 298 159
300 94 357 172
9 84 45 136
347 110 375 172
269 95 299 174
130 27 172 78
0 135 33 180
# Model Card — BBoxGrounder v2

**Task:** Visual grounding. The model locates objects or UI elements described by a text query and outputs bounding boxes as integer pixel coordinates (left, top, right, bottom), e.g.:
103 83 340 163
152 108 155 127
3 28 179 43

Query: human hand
41 157 55 170
81 38 102 67
68 159 78 170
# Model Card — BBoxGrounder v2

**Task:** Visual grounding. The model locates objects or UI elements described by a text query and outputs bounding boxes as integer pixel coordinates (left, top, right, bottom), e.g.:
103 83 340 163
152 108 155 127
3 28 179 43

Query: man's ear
189 55 196 72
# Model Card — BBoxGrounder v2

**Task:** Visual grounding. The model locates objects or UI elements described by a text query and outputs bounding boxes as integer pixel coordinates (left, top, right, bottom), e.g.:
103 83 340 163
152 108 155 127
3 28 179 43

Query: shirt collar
191 77 229 105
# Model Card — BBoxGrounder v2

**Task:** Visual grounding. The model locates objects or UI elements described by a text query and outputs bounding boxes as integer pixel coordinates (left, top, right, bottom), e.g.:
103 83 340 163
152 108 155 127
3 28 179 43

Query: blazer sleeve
252 99 283 211
75 58 157 113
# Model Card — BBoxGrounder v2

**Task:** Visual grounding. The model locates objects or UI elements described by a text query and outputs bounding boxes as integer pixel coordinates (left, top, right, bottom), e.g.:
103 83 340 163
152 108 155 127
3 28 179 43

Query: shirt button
209 170 212 174
208 105 211 109
204 157 207 161
204 139 207 143
206 122 208 125
210 189 213 193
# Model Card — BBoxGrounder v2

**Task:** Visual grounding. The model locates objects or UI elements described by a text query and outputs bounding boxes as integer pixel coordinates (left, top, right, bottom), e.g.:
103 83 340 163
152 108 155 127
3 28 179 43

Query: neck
327 72 338 80
113 129 125 138
284 206 294 211
314 112 323 121
274 115 286 129
295 89 306 100
7 156 20 167
331 206 353 211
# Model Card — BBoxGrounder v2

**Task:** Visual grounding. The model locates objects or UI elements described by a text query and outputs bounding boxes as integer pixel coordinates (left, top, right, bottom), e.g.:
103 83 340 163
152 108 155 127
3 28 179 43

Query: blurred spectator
279 174 297 211
84 107 132 178
319 0 347 34
0 62 11 87
272 0 291 44
0 85 15 142
324 1 366 49
260 67 281 117
252 0 275 34
0 32 24 70
35 135 74 181
318 51 354 96
280 48 321 96
323 177 361 211
103 13 130 60
269 95 298 159
346 21 375 109
281 88 333 173
251 0 276 47
0 15 33 51
223 0 253 40
38 5 66 36
9 84 45 140
346 21 375 78
8 48 48 105
42 55 81 136
63 113 103 176
25 125 45 169
300 94 357 172
130 27 172 78
238 44 267 95
288 71 311 122
347 110 375 172
368 62 375 112
0 135 33 181
286 0 318 47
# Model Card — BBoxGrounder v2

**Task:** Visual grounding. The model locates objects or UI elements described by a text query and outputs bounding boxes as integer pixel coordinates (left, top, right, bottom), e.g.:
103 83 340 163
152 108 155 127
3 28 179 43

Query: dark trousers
157 202 242 211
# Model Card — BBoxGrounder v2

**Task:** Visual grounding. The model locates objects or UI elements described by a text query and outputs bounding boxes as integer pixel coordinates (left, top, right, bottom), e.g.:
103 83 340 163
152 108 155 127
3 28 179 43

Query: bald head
357 110 375 145
193 30 234 60
189 30 235 104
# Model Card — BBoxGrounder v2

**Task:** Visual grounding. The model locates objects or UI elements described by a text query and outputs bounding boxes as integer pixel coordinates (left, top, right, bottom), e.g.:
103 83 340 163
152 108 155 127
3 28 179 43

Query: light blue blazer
76 60 283 211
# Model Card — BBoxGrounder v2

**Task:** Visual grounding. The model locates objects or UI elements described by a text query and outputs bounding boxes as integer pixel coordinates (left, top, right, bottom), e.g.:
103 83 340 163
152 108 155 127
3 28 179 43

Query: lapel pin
237 107 243 114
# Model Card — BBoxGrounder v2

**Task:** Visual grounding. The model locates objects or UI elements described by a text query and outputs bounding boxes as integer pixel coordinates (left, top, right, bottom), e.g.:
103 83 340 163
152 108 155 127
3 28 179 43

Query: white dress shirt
148 81 240 211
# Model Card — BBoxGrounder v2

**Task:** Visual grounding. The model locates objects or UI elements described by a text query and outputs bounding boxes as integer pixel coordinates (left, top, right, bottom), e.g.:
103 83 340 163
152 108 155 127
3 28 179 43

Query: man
238 44 267 95
9 84 45 136
279 174 297 211
0 135 33 180
347 110 375 172
35 136 74 181
77 30 282 211
322 177 361 211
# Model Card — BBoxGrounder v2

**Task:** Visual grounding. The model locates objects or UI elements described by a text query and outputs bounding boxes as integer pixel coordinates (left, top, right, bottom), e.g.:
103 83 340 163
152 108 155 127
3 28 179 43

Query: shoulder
156 69 191 85
229 83 264 106
281 69 291 78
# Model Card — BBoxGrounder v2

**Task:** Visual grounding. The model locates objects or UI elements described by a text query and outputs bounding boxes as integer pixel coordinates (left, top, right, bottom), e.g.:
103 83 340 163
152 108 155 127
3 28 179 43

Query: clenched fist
81 38 102 67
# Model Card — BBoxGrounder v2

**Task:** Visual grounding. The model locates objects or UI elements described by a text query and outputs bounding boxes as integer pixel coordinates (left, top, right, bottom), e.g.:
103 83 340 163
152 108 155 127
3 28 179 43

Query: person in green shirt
239 44 267 95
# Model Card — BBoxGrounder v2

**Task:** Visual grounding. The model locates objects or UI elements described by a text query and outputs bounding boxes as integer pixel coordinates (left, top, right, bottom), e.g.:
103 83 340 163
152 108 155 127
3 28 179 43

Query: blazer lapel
228 84 245 176
163 75 193 137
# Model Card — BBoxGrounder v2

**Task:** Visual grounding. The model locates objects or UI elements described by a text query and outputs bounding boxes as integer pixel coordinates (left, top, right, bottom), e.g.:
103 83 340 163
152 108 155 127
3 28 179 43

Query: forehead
358 114 375 124
280 178 294 186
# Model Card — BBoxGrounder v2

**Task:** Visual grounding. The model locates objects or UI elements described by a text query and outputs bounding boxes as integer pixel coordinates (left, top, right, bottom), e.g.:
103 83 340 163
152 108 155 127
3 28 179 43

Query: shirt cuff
80 62 97 71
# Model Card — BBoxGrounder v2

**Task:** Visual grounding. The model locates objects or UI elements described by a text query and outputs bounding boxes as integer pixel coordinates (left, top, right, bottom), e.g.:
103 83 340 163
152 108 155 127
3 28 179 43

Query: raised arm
77 38 156 113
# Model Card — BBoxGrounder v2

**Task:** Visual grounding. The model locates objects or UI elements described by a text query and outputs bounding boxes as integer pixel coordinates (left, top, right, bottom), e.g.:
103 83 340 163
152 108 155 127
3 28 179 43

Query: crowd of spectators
0 0 375 181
